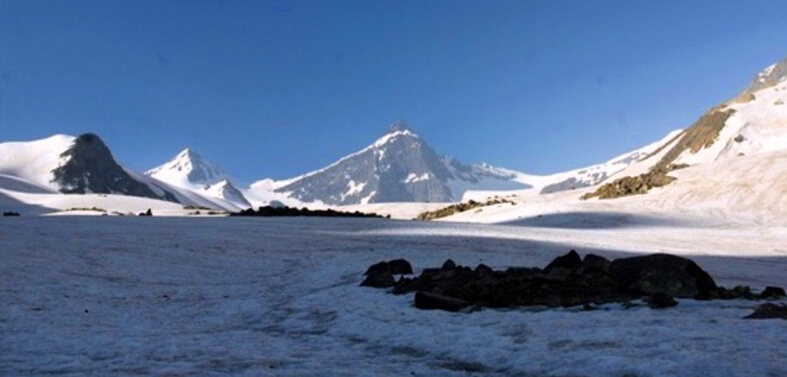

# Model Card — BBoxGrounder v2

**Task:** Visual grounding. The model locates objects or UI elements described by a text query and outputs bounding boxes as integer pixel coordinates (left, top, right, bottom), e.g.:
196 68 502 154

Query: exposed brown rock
417 197 515 220
581 107 735 201
580 171 676 200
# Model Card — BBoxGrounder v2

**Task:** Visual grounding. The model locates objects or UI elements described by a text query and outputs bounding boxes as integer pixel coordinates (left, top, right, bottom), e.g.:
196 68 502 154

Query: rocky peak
387 119 412 133
51 133 177 201
741 56 787 96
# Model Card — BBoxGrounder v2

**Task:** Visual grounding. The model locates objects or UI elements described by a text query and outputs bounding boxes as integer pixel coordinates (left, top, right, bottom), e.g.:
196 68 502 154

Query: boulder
544 250 582 278
744 303 787 320
648 293 678 309
610 254 718 298
360 272 395 288
388 259 414 275
364 259 413 276
760 286 786 299
414 291 471 312
579 254 612 274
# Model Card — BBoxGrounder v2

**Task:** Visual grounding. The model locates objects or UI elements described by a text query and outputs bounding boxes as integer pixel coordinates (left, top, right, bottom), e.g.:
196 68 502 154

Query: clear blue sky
1 0 786 183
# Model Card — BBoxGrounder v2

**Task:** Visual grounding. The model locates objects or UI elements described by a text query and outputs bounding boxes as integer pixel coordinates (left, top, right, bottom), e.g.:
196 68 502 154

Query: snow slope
1 217 784 377
0 134 75 191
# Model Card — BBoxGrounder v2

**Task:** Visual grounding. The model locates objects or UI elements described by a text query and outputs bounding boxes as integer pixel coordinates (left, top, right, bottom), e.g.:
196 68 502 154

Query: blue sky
1 0 786 183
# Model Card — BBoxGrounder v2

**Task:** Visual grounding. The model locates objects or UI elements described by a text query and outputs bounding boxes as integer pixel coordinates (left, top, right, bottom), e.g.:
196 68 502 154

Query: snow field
1 217 785 376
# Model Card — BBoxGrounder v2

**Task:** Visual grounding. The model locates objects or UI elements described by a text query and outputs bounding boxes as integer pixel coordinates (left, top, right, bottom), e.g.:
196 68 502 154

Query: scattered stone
744 303 787 320
648 293 678 309
442 259 457 270
414 291 471 312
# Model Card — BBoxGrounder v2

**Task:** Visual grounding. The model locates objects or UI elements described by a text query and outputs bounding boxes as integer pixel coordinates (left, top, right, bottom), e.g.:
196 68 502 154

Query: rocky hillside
51 133 178 202
583 56 787 200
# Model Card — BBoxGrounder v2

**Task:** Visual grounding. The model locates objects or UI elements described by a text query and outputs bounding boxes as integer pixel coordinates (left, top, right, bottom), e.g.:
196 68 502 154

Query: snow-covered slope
146 149 251 208
250 120 531 205
0 134 76 192
449 57 787 226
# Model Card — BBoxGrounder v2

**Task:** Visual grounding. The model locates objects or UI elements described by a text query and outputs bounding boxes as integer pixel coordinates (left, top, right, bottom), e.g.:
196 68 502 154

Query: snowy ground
1 216 785 377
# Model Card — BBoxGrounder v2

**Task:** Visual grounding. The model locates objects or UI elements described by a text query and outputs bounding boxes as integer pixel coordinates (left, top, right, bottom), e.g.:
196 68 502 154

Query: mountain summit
741 56 787 96
269 121 529 205
146 148 227 188
146 149 250 208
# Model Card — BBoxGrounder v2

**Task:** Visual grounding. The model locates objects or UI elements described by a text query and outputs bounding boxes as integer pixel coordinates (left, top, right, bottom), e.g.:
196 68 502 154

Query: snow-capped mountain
146 149 251 208
0 133 178 202
203 179 251 208
252 120 530 205
0 134 243 214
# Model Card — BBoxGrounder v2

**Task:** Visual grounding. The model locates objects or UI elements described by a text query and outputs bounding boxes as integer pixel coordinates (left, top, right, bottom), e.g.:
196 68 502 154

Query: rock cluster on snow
231 205 387 218
361 251 786 313
580 170 676 200
416 197 515 220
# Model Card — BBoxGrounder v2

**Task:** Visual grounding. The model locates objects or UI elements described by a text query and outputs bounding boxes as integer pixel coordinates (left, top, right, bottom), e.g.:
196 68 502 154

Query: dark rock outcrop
362 251 784 313
232 206 385 218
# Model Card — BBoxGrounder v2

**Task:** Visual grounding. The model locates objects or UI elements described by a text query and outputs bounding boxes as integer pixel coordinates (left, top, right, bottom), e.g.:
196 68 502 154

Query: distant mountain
0 134 242 212
256 120 530 205
203 179 251 208
146 148 250 208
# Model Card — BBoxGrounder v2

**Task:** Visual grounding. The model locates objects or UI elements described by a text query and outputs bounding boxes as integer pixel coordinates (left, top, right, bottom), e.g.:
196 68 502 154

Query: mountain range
0 56 785 215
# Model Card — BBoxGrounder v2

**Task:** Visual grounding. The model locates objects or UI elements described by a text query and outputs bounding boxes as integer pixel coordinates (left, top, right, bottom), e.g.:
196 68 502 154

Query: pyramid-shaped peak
177 148 202 161
388 119 412 133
